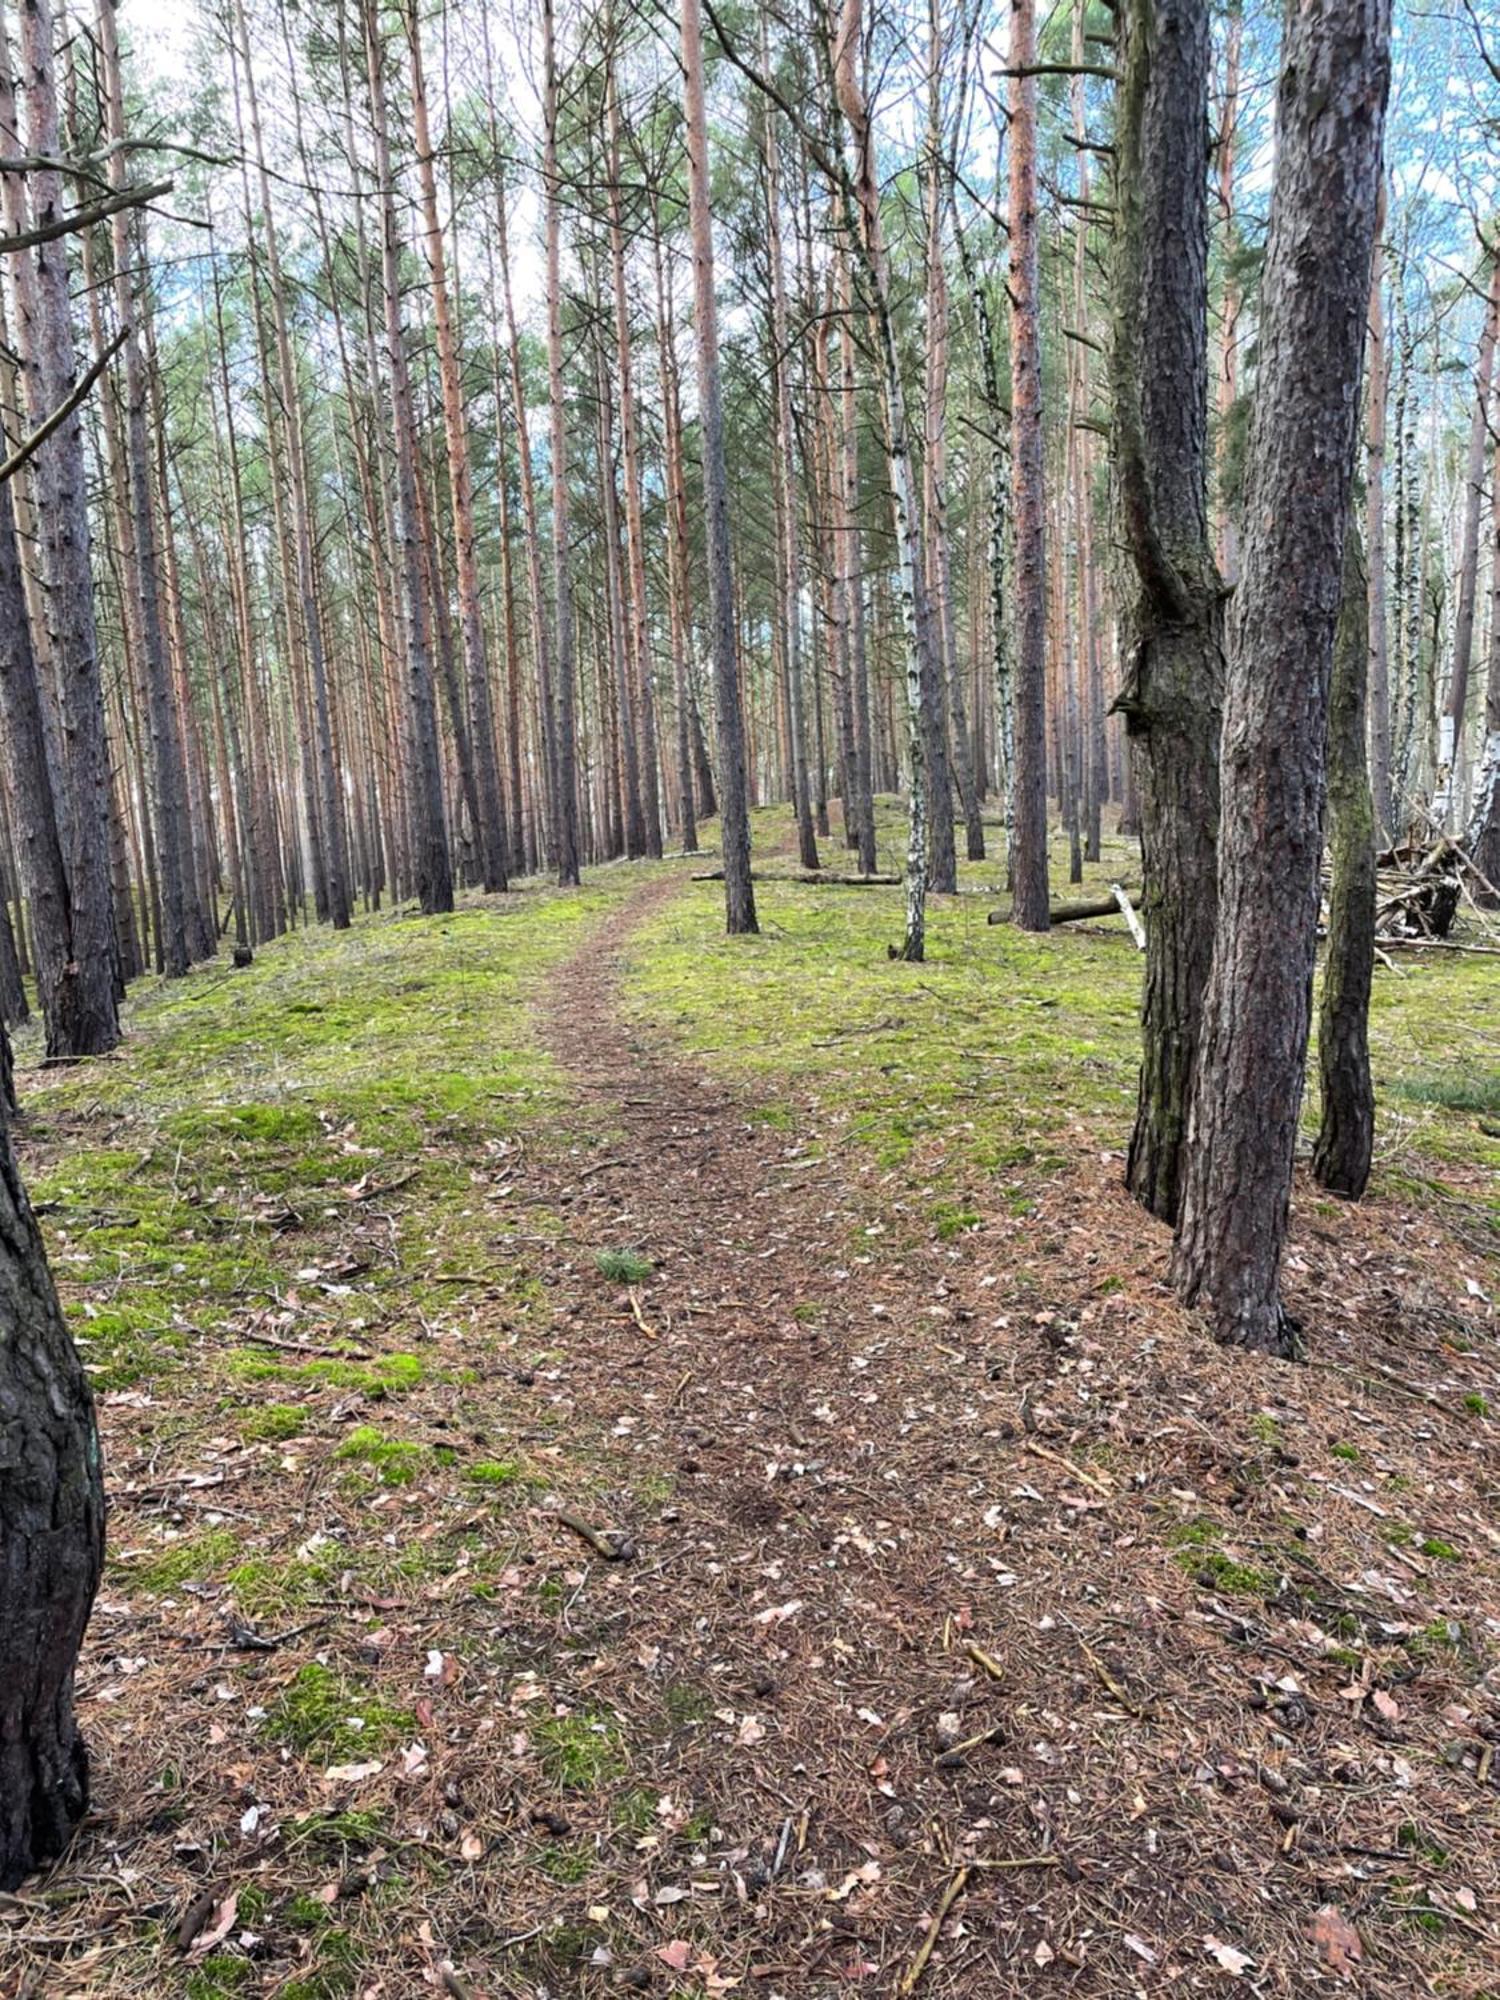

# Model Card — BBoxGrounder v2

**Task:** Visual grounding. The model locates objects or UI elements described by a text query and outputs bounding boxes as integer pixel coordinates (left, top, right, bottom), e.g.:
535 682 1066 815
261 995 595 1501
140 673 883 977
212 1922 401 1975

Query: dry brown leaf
1308 1905 1363 1978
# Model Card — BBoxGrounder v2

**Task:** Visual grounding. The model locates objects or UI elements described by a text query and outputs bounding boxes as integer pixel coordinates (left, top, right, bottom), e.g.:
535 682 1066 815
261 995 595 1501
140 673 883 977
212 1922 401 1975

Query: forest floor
4 805 1499 2000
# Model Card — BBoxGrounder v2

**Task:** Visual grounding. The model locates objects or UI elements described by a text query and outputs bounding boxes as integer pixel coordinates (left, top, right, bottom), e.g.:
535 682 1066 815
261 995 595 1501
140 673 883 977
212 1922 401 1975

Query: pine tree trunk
1172 0 1391 1353
0 0 118 1052
683 0 757 933
542 0 582 887
1464 418 1500 893
1005 0 1051 931
1436 254 1499 822
363 0 452 915
0 1124 105 1889
407 0 508 891
1112 0 1223 1226
1365 208 1394 842
1313 527 1377 1198
762 83 820 875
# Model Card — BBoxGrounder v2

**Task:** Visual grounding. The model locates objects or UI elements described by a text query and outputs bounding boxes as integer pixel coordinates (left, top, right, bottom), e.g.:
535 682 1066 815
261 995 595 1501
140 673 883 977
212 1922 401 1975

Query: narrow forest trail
501 875 1500 1997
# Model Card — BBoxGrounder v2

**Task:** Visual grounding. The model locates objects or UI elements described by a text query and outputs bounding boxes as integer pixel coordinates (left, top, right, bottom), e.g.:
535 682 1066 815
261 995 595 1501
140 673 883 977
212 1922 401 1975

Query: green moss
240 1401 308 1442
465 1457 544 1490
1463 1393 1490 1417
535 1709 626 1790
264 1663 410 1761
932 1203 981 1241
1330 1441 1361 1463
335 1423 424 1486
594 1248 653 1284
284 1808 387 1855
187 1956 254 2000
1419 1537 1460 1562
537 1839 594 1884
228 1351 425 1396
118 1527 238 1593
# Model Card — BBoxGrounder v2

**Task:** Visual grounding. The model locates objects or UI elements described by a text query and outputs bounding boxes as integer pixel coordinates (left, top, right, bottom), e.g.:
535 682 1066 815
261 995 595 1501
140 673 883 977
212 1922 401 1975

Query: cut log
690 869 901 886
1111 882 1147 949
987 883 1141 927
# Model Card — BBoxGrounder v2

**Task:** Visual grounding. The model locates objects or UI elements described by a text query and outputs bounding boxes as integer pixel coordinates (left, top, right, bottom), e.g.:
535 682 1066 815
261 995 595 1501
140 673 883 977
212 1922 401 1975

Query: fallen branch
897 1866 970 1996
691 868 901 886
0 174 172 254
988 885 1141 927
553 1507 635 1561
936 1721 1005 1768
241 1330 373 1361
0 325 127 484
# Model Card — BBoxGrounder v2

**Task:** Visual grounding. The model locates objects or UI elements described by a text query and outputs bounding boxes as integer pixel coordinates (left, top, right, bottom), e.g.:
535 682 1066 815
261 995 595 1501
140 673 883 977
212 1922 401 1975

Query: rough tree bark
0 1126 105 1888
407 0 508 891
1313 526 1377 1198
1171 0 1391 1353
1365 199 1394 842
1465 404 1500 892
0 0 119 1052
1111 0 1223 1226
1005 0 1051 931
363 0 452 915
683 0 757 933
1436 253 1499 823
542 0 581 887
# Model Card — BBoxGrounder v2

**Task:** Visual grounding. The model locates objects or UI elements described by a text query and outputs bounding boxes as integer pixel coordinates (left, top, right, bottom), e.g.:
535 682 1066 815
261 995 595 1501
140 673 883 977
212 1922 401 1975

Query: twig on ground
897 1866 970 1996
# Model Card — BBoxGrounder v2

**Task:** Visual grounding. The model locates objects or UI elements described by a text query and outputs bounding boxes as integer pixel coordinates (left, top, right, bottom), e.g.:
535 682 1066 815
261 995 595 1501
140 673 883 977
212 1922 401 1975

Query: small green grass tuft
594 1248 653 1284
119 1527 238 1593
240 1402 309 1443
187 1957 254 2000
264 1663 410 1761
535 1709 626 1790
335 1423 424 1486
1330 1441 1361 1463
1463 1392 1490 1417
1420 1537 1460 1562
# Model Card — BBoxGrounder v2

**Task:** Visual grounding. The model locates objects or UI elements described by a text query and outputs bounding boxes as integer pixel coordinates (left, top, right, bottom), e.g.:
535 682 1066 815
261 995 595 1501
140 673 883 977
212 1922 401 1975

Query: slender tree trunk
1465 412 1500 892
838 249 879 874
762 79 820 874
363 0 451 914
1005 0 1051 931
683 0 756 931
1436 253 1499 823
1365 202 1394 841
1313 526 1377 1198
1172 0 1391 1353
829 0 934 956
606 61 663 859
232 0 349 929
542 0 582 886
1112 0 1223 1225
651 218 700 856
0 0 118 1050
407 0 507 890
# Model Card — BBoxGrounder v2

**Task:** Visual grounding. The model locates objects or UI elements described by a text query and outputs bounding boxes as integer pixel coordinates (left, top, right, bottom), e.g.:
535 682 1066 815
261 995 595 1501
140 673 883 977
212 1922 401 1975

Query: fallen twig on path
897 1866 970 1996
553 1507 635 1561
